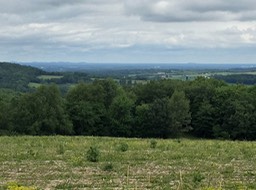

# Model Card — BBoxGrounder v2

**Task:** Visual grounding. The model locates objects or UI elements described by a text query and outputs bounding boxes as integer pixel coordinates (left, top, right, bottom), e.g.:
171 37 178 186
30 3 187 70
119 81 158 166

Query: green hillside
0 62 45 91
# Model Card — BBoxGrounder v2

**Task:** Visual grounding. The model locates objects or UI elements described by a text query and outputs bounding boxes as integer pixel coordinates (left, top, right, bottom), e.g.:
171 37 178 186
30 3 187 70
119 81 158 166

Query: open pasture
37 75 63 80
0 137 256 189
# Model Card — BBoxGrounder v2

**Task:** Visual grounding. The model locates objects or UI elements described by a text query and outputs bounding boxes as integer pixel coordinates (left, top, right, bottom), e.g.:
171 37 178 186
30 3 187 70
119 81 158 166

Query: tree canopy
0 77 256 140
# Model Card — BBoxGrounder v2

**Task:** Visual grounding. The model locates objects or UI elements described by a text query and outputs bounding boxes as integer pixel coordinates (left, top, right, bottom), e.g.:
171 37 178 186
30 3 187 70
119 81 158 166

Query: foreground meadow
0 137 256 190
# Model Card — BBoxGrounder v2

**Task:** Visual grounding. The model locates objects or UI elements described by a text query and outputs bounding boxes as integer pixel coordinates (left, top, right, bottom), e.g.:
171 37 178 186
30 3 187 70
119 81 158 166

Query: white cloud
124 0 256 22
0 0 256 63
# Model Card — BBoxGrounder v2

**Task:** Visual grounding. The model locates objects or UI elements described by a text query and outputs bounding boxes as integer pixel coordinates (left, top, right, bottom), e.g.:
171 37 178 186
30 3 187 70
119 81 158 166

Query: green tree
66 82 109 136
67 101 107 135
141 98 171 138
186 77 225 137
93 79 120 109
109 93 134 137
133 80 180 104
247 86 256 139
192 100 215 138
168 90 191 137
0 89 17 134
12 85 73 135
134 103 150 137
213 85 255 140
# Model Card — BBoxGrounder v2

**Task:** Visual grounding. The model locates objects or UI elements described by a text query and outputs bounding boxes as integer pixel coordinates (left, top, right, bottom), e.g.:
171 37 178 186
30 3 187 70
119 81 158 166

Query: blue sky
1 0 256 64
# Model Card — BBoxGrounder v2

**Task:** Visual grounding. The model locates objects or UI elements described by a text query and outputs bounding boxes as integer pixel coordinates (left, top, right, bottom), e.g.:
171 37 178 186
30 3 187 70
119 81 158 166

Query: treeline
45 72 90 84
1 77 256 140
213 74 256 85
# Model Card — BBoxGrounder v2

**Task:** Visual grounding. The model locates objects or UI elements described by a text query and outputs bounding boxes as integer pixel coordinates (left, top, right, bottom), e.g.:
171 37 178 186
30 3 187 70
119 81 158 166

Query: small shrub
56 144 65 154
26 149 37 158
86 146 100 162
192 172 205 184
70 156 84 166
102 163 114 171
150 140 157 149
118 142 129 152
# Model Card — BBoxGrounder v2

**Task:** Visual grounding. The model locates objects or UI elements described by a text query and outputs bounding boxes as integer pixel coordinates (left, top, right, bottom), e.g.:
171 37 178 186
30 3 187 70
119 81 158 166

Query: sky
1 0 256 64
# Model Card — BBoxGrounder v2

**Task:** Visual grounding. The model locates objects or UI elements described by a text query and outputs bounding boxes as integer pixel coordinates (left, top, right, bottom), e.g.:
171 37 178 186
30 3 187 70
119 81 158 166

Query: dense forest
1 62 256 140
1 75 256 140
213 74 256 85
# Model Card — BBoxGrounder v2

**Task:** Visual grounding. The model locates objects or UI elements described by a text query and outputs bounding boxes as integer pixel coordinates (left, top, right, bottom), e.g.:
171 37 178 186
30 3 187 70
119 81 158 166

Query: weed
149 140 157 149
56 144 65 155
86 146 100 162
102 163 114 171
118 142 129 152
6 182 36 190
192 172 205 184
70 156 84 166
27 149 36 157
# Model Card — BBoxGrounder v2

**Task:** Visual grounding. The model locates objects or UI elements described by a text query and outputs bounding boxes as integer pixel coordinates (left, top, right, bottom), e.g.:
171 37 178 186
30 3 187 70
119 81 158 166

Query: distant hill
0 62 45 91
19 62 256 72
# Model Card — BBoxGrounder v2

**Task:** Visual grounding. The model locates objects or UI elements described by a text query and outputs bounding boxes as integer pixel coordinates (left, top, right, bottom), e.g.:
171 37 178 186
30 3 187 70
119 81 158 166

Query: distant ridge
19 62 256 72
0 62 45 91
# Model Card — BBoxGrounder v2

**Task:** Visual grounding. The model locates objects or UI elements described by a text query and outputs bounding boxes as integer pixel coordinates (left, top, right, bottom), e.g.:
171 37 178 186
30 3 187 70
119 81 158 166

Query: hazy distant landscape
1 60 256 190
21 62 256 87
19 62 256 72
2 0 256 189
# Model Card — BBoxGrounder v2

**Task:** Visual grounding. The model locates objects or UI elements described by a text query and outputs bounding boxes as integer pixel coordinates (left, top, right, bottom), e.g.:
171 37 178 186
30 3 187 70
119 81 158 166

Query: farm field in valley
0 137 256 189
37 75 64 80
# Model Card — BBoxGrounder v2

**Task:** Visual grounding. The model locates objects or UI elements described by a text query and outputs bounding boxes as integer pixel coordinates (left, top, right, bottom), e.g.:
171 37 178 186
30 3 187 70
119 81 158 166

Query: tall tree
213 85 255 140
134 103 150 137
12 85 73 135
168 90 191 137
186 77 225 137
136 98 171 138
93 79 120 109
192 100 215 138
66 82 109 135
109 93 134 137
0 89 17 134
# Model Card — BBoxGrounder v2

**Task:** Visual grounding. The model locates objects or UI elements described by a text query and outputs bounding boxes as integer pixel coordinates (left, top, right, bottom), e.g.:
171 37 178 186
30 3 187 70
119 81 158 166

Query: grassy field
0 137 256 190
37 75 63 80
28 82 42 89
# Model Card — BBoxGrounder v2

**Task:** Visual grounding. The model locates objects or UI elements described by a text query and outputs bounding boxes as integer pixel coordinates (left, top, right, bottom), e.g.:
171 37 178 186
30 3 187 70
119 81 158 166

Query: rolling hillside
0 62 45 91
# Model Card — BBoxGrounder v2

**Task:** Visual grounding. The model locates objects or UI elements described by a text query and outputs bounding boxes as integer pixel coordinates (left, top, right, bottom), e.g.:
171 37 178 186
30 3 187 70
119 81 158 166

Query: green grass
0 136 256 189
37 75 63 80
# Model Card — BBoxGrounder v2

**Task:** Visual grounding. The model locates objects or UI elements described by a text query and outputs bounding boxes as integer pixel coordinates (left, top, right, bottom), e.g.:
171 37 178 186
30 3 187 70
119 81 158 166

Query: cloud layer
124 0 256 22
0 0 256 63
